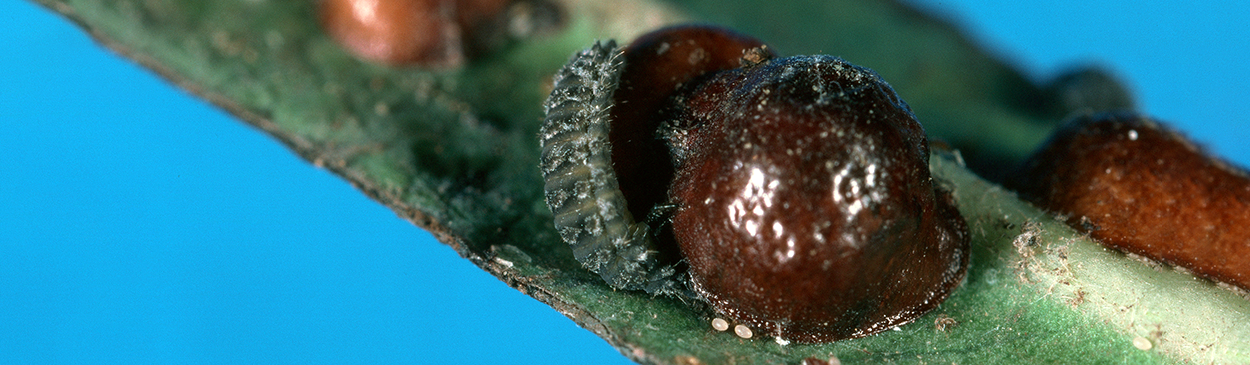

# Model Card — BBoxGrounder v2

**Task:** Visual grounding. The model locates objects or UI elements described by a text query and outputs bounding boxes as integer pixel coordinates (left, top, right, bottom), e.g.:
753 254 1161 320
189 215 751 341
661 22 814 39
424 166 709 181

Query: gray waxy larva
539 41 682 293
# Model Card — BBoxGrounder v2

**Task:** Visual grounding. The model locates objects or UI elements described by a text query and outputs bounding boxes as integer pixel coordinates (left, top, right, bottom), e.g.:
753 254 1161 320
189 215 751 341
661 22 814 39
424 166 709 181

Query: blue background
2 1 1246 364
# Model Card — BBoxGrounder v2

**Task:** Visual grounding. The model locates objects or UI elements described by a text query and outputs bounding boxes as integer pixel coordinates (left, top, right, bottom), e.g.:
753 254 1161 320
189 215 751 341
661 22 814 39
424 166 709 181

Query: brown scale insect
662 53 969 343
1007 112 1250 291
319 0 559 67
540 25 970 343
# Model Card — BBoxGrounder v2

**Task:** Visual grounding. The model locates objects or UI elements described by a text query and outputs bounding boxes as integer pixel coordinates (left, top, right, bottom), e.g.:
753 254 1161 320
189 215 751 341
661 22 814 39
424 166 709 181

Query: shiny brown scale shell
610 25 774 224
664 55 970 343
1007 113 1250 291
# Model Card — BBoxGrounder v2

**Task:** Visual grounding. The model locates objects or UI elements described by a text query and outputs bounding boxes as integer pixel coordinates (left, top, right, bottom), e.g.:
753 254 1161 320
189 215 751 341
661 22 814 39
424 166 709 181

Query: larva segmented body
539 41 680 294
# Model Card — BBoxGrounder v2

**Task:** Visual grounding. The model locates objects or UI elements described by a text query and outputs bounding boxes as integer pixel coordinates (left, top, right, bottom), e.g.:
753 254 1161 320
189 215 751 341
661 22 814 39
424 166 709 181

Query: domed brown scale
539 26 769 294
663 55 970 343
1006 113 1250 291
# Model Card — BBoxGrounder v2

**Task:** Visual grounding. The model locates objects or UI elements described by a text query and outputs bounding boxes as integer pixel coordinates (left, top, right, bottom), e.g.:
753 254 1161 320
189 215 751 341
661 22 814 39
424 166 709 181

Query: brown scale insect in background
1007 112 1250 291
319 0 561 67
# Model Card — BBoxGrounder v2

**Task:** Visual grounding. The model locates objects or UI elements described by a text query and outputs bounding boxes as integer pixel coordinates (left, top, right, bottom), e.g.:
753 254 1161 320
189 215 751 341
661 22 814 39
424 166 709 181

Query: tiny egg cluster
710 317 753 339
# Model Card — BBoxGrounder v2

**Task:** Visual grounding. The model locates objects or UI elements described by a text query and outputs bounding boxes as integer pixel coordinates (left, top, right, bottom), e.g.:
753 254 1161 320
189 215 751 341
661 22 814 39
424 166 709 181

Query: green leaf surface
32 0 1248 363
